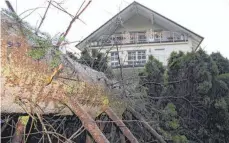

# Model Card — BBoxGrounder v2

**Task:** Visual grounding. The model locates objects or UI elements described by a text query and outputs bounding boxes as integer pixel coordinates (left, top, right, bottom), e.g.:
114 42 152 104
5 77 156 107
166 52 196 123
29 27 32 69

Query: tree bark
85 133 93 143
128 107 166 143
12 116 29 143
105 107 139 143
119 131 126 143
57 96 110 143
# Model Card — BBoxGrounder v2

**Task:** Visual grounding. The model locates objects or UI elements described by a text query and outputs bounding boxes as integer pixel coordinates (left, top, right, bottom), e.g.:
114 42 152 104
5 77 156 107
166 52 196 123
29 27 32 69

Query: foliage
50 49 61 68
139 55 165 97
26 32 52 60
78 49 113 77
27 47 47 60
159 103 187 142
165 49 229 142
211 52 229 74
162 103 179 130
172 135 188 143
218 73 229 87
139 49 229 142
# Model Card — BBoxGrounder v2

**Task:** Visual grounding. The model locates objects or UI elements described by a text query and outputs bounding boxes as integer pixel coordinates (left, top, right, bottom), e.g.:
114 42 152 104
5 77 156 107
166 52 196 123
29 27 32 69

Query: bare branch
18 7 46 17
50 1 74 18
56 0 92 46
5 0 16 13
35 0 52 34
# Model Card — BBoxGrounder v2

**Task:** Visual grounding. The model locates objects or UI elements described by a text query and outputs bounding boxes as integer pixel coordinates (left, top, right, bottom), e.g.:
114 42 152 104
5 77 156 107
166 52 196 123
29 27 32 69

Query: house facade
76 1 203 68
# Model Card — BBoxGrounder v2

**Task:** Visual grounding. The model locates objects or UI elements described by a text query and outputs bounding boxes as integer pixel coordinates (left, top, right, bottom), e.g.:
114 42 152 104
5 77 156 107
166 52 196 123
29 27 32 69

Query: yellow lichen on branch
12 116 30 143
46 64 63 85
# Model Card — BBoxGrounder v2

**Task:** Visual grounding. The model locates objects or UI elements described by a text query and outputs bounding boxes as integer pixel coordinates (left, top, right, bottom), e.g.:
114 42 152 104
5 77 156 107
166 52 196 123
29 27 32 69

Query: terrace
87 30 189 47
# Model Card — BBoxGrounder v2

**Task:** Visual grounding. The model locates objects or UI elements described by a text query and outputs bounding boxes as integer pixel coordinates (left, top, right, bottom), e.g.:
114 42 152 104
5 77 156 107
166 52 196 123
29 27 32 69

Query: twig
62 0 91 39
19 7 46 17
1 116 13 133
35 0 52 34
21 7 46 20
50 1 74 18
65 126 84 142
36 113 52 143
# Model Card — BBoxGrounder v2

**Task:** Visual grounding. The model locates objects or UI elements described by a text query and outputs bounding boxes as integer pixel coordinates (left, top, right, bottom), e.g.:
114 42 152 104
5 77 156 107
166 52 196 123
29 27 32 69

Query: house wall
98 41 192 66
87 15 193 67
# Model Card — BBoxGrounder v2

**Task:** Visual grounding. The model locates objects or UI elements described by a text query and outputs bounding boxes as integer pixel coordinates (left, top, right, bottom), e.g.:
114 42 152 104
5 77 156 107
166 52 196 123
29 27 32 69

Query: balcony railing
87 31 188 47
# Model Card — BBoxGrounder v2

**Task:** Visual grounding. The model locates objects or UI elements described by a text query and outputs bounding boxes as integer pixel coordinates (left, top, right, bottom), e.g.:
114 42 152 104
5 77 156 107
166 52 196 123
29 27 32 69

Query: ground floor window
127 50 146 66
110 52 120 67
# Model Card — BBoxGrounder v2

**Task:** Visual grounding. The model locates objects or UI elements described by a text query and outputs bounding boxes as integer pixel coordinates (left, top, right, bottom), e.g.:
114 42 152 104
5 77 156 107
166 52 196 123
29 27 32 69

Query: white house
75 1 203 68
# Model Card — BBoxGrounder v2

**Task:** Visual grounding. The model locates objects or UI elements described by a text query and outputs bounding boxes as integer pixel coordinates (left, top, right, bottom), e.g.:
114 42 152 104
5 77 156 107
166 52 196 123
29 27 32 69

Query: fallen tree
1 6 123 142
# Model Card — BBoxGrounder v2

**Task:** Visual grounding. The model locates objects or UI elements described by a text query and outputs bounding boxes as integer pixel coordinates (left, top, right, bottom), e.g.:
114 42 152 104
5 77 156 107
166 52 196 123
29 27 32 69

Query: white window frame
128 50 146 66
110 52 119 67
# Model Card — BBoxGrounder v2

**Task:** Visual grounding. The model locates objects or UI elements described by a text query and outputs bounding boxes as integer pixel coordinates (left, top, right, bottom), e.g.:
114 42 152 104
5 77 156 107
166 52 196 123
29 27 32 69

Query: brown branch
5 0 16 13
50 1 74 18
12 116 29 143
119 131 126 143
63 0 91 38
65 125 84 142
56 0 92 47
105 107 139 143
36 113 52 143
75 0 86 16
85 133 93 143
35 0 52 34
55 95 110 143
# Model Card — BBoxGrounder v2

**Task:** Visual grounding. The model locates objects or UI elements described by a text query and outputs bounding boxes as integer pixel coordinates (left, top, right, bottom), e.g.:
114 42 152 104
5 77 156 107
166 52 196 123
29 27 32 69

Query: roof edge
75 1 136 48
75 1 204 48
134 1 204 40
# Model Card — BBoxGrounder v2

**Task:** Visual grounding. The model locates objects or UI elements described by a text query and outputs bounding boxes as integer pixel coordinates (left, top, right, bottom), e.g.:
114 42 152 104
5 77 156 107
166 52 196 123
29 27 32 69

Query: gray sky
1 0 229 58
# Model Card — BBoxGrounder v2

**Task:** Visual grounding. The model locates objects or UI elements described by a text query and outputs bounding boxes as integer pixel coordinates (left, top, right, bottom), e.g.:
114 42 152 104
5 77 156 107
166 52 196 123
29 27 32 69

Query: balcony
87 31 188 47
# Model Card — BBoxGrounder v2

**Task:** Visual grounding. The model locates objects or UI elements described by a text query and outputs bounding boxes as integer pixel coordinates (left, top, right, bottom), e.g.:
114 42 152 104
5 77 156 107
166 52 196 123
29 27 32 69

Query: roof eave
75 1 204 50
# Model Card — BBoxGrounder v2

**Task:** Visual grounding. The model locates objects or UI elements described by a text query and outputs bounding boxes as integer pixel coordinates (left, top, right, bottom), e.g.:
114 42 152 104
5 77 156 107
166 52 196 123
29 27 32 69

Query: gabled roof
76 1 204 50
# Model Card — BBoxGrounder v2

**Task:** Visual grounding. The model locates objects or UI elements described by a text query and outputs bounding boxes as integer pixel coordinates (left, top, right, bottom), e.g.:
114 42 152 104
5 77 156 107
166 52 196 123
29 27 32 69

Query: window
110 52 119 67
128 51 136 61
138 51 146 60
111 62 119 67
111 52 118 61
128 50 146 66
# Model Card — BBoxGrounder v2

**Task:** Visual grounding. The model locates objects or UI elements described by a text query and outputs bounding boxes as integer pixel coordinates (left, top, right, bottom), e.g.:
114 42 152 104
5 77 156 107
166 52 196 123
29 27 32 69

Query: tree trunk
86 133 93 143
105 107 139 143
119 131 126 143
57 96 110 143
12 116 29 143
128 107 166 143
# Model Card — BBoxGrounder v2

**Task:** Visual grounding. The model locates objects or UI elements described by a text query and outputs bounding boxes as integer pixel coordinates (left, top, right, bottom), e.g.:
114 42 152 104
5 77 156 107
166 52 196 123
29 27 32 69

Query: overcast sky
1 0 229 58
